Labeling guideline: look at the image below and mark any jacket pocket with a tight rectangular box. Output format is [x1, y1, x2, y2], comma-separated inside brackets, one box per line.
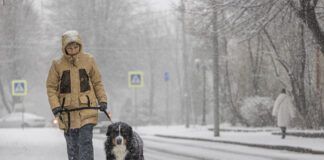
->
[79, 94, 98, 120]
[58, 96, 74, 128]
[79, 95, 90, 107]
[79, 69, 90, 92]
[60, 70, 71, 93]
[79, 93, 97, 107]
[59, 95, 71, 107]
[80, 109, 97, 120]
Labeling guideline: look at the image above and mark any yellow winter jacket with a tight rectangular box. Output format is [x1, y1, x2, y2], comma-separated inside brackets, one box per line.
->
[46, 30, 107, 130]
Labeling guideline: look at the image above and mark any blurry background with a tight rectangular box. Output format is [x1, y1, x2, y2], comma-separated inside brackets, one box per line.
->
[0, 0, 184, 126]
[0, 0, 324, 129]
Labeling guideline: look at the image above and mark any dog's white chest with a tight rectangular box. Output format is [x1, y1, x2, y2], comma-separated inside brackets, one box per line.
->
[112, 145, 128, 160]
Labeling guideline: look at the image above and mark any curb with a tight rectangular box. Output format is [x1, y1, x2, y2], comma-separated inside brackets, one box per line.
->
[272, 132, 324, 138]
[209, 128, 324, 138]
[217, 128, 277, 132]
[155, 134, 324, 155]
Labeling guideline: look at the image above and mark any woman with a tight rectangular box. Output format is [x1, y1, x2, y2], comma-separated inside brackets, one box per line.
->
[46, 30, 111, 160]
[272, 89, 295, 139]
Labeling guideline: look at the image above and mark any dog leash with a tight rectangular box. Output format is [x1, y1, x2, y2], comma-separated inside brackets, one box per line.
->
[58, 97, 112, 134]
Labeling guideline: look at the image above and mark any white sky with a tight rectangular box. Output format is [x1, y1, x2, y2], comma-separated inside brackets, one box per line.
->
[32, 0, 180, 12]
[147, 0, 179, 11]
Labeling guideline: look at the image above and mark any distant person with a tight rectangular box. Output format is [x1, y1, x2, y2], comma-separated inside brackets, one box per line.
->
[46, 30, 111, 160]
[272, 88, 295, 139]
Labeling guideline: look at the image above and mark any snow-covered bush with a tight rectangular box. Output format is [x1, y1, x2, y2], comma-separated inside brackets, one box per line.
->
[240, 96, 275, 127]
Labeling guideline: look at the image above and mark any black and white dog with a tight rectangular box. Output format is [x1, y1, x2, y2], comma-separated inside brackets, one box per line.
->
[104, 122, 144, 160]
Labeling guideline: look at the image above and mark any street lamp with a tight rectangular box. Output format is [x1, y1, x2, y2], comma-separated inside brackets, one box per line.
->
[194, 58, 212, 126]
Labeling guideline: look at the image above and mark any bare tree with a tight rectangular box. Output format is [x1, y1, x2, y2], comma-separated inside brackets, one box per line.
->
[0, 0, 41, 113]
[289, 0, 324, 54]
[180, 0, 323, 128]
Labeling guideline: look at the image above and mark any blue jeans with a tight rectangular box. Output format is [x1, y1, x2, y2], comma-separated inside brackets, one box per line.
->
[64, 124, 94, 160]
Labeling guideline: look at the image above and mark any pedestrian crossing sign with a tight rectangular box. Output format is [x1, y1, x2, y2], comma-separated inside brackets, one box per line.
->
[12, 80, 27, 96]
[128, 71, 144, 88]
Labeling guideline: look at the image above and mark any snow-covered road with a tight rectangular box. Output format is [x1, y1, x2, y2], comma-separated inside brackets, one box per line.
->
[94, 132, 324, 160]
[140, 135, 324, 160]
[0, 128, 323, 160]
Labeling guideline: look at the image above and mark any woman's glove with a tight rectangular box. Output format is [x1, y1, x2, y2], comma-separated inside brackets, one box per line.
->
[99, 102, 112, 119]
[99, 102, 107, 111]
[52, 107, 63, 117]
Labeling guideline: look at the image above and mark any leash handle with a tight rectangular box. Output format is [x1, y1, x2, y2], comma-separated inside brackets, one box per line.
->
[102, 109, 112, 122]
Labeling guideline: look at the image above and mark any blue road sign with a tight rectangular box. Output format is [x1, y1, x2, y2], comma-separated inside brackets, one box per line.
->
[12, 80, 27, 96]
[128, 71, 144, 88]
[164, 72, 170, 81]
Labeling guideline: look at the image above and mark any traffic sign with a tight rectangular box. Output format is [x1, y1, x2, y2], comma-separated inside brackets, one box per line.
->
[128, 71, 144, 88]
[12, 80, 27, 96]
[164, 72, 170, 81]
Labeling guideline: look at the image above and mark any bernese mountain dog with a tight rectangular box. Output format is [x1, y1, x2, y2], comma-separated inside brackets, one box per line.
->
[104, 122, 144, 160]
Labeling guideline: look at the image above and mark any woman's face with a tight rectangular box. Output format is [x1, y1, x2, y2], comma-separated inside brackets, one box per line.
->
[65, 42, 80, 55]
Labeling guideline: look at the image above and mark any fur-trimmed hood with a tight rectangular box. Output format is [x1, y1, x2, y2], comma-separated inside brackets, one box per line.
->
[61, 30, 84, 65]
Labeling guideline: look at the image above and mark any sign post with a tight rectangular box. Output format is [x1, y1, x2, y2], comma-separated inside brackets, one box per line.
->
[128, 71, 144, 126]
[11, 80, 27, 129]
[164, 72, 170, 126]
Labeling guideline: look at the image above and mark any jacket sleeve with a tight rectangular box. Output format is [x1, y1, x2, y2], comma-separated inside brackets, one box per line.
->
[46, 61, 60, 109]
[90, 56, 108, 103]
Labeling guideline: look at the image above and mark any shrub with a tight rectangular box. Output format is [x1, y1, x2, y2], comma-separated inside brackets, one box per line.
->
[240, 96, 275, 127]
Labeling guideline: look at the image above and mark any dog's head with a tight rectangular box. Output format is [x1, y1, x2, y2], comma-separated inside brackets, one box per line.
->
[106, 122, 133, 146]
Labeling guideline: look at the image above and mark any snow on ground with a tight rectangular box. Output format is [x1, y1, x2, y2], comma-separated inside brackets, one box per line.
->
[0, 128, 66, 160]
[0, 126, 324, 160]
[142, 134, 324, 160]
[136, 125, 324, 152]
[94, 125, 324, 160]
[0, 128, 106, 160]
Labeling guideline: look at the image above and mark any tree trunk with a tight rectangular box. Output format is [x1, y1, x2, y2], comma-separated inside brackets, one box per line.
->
[175, 21, 185, 124]
[181, 0, 191, 128]
[248, 38, 264, 96]
[149, 45, 155, 123]
[291, 0, 324, 54]
[224, 38, 250, 126]
[290, 22, 309, 127]
[212, 2, 220, 136]
[0, 80, 12, 113]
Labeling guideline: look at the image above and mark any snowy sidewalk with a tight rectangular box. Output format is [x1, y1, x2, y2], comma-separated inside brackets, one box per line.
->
[0, 128, 106, 160]
[136, 125, 324, 155]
